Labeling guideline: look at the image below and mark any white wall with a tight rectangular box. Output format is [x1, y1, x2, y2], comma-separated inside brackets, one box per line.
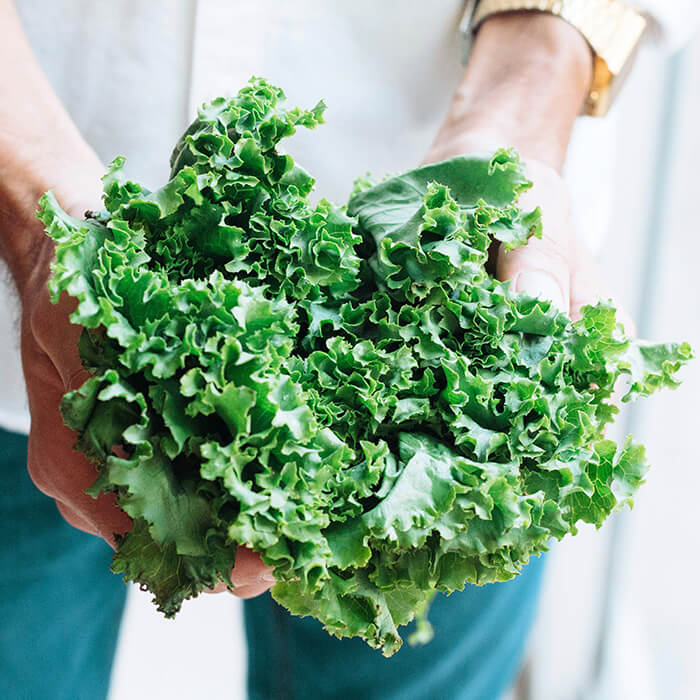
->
[527, 36, 700, 700]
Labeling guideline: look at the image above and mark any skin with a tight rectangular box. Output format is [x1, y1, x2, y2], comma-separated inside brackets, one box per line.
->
[0, 3, 619, 600]
[427, 12, 609, 319]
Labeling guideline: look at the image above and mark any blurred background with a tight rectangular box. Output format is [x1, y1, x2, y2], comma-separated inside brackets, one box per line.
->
[105, 27, 700, 700]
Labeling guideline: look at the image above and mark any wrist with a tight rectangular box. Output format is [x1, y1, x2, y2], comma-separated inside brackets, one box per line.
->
[0, 129, 103, 294]
[0, 0, 104, 293]
[428, 12, 593, 170]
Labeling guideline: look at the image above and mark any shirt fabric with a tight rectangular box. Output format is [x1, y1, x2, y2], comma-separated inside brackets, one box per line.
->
[0, 4, 697, 700]
[3, 0, 698, 435]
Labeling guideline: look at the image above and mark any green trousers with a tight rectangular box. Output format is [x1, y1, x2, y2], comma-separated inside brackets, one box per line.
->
[1, 427, 545, 699]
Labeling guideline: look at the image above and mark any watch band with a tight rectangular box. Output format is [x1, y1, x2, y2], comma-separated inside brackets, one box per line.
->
[462, 0, 647, 117]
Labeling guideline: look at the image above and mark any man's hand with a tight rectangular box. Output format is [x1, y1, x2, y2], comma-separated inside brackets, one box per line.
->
[25, 235, 132, 541]
[0, 0, 273, 598]
[499, 158, 612, 322]
[426, 11, 620, 323]
[19, 189, 274, 595]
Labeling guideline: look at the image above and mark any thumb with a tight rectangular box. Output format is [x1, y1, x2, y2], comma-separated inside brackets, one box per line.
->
[497, 160, 573, 313]
[497, 233, 570, 313]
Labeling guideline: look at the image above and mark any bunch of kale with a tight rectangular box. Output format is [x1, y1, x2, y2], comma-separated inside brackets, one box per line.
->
[40, 78, 690, 655]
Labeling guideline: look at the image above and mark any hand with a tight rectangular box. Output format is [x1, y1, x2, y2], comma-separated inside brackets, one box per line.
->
[16, 174, 132, 542]
[0, 0, 273, 597]
[6, 163, 274, 597]
[425, 12, 631, 328]
[498, 157, 617, 324]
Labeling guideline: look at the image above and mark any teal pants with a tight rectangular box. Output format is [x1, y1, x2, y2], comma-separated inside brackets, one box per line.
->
[1, 427, 545, 699]
[0, 428, 125, 700]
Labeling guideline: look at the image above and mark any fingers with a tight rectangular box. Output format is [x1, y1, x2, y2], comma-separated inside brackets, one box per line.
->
[205, 546, 275, 598]
[21, 277, 133, 547]
[54, 496, 131, 549]
[55, 499, 96, 533]
[498, 231, 570, 312]
[23, 295, 277, 576]
[25, 364, 132, 546]
[497, 158, 636, 339]
[497, 160, 574, 312]
[228, 546, 276, 598]
[31, 428, 132, 546]
[28, 289, 85, 389]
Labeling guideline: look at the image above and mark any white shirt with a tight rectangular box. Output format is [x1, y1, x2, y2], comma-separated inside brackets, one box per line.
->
[1, 0, 698, 434]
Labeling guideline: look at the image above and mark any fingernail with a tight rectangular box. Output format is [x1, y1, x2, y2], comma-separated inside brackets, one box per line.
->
[261, 572, 276, 583]
[515, 271, 566, 312]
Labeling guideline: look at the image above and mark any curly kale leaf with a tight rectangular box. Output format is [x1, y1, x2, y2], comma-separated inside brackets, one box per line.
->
[40, 77, 692, 655]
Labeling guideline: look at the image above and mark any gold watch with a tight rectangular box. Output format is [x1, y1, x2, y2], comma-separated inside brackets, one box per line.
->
[460, 0, 647, 117]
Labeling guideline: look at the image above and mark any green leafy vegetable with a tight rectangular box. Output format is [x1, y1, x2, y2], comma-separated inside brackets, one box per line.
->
[39, 77, 691, 656]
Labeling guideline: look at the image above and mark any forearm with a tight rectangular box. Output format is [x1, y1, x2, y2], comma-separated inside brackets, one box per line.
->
[428, 12, 593, 170]
[0, 0, 102, 289]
